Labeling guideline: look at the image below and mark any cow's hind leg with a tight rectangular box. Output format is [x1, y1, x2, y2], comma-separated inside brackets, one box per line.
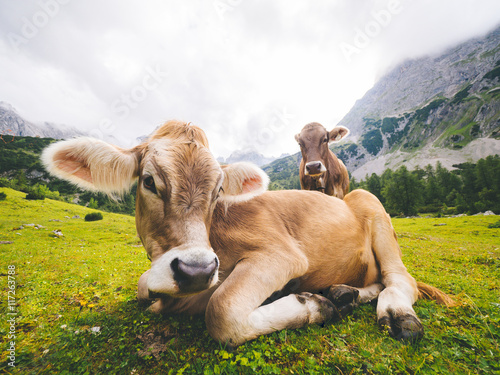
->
[205, 251, 338, 348]
[345, 190, 423, 342]
[326, 283, 384, 317]
[370, 215, 423, 341]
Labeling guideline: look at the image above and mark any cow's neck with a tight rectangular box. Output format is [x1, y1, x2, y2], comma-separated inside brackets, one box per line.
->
[312, 174, 326, 192]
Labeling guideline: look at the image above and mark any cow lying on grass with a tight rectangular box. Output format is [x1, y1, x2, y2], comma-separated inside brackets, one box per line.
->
[295, 122, 350, 198]
[42, 120, 453, 347]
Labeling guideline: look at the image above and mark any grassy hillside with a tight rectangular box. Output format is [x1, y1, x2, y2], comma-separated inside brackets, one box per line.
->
[0, 188, 499, 374]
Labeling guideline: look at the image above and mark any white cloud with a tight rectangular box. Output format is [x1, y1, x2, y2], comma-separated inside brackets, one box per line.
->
[0, 0, 499, 157]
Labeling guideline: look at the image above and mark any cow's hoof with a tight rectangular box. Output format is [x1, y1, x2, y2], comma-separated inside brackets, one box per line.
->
[325, 285, 359, 318]
[378, 312, 424, 343]
[137, 297, 154, 307]
[296, 292, 341, 324]
[147, 300, 164, 314]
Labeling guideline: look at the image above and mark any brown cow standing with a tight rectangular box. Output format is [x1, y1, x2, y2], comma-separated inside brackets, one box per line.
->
[42, 120, 453, 348]
[295, 122, 350, 198]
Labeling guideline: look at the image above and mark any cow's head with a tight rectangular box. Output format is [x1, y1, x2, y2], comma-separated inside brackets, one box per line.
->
[42, 121, 268, 297]
[295, 122, 349, 177]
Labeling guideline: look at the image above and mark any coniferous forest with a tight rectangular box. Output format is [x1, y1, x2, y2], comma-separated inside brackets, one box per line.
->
[350, 156, 500, 216]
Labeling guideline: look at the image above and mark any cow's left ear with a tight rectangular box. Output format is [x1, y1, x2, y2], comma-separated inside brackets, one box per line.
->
[329, 126, 350, 143]
[41, 137, 141, 195]
[219, 162, 269, 204]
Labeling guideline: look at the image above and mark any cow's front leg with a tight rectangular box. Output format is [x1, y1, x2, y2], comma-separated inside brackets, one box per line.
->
[205, 252, 336, 347]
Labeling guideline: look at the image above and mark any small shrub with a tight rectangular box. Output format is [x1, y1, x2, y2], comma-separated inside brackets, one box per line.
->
[488, 220, 500, 229]
[0, 192, 6, 201]
[0, 178, 10, 187]
[85, 212, 103, 222]
[25, 190, 45, 200]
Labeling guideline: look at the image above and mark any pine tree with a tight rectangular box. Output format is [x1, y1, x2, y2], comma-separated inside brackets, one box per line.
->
[382, 166, 423, 216]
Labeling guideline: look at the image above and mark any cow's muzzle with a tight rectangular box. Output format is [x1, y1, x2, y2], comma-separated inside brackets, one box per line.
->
[305, 161, 326, 176]
[171, 257, 218, 294]
[147, 247, 219, 297]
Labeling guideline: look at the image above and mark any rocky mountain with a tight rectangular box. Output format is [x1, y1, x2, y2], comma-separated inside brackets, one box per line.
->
[0, 102, 86, 139]
[218, 148, 284, 167]
[336, 26, 500, 179]
[265, 26, 500, 183]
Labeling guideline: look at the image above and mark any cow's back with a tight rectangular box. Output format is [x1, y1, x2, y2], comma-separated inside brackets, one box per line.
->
[210, 189, 377, 291]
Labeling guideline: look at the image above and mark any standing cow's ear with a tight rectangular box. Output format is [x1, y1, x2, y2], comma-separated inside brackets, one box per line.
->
[41, 137, 141, 195]
[219, 162, 269, 204]
[328, 126, 350, 143]
[294, 134, 301, 143]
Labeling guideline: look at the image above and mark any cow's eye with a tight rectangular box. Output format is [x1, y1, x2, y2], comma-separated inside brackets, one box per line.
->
[143, 176, 157, 194]
[217, 186, 224, 199]
[323, 138, 328, 143]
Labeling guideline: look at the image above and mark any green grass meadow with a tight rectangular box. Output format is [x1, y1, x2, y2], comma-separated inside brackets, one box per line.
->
[1, 187, 499, 374]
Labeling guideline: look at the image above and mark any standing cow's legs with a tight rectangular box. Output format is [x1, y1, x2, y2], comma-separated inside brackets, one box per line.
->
[205, 251, 337, 347]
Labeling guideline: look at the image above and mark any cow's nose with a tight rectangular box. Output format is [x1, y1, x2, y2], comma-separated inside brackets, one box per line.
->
[306, 162, 323, 175]
[171, 257, 218, 294]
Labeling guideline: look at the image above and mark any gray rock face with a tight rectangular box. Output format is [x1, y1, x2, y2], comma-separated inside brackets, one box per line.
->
[339, 27, 500, 137]
[0, 102, 85, 139]
[332, 26, 500, 178]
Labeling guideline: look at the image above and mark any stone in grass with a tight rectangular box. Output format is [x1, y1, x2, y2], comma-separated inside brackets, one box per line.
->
[50, 230, 64, 238]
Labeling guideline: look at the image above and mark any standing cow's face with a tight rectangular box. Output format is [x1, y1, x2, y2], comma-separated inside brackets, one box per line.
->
[295, 122, 349, 177]
[41, 121, 269, 298]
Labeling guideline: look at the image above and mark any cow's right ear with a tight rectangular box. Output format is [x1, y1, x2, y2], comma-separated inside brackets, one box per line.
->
[294, 133, 301, 143]
[219, 162, 269, 204]
[41, 137, 140, 195]
[329, 126, 349, 143]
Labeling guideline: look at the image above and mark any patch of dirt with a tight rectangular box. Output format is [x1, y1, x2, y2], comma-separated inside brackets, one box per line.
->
[137, 329, 176, 359]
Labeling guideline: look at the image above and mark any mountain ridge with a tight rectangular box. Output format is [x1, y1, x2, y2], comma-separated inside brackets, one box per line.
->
[264, 26, 500, 182]
[0, 102, 86, 140]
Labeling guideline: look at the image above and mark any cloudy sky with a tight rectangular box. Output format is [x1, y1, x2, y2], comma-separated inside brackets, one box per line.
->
[1, 0, 500, 158]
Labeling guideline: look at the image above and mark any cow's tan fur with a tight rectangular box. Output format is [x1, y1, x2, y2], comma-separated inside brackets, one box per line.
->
[42, 120, 453, 347]
[295, 122, 350, 198]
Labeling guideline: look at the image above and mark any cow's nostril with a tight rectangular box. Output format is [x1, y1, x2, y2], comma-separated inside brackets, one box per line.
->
[171, 257, 218, 293]
[171, 257, 180, 274]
